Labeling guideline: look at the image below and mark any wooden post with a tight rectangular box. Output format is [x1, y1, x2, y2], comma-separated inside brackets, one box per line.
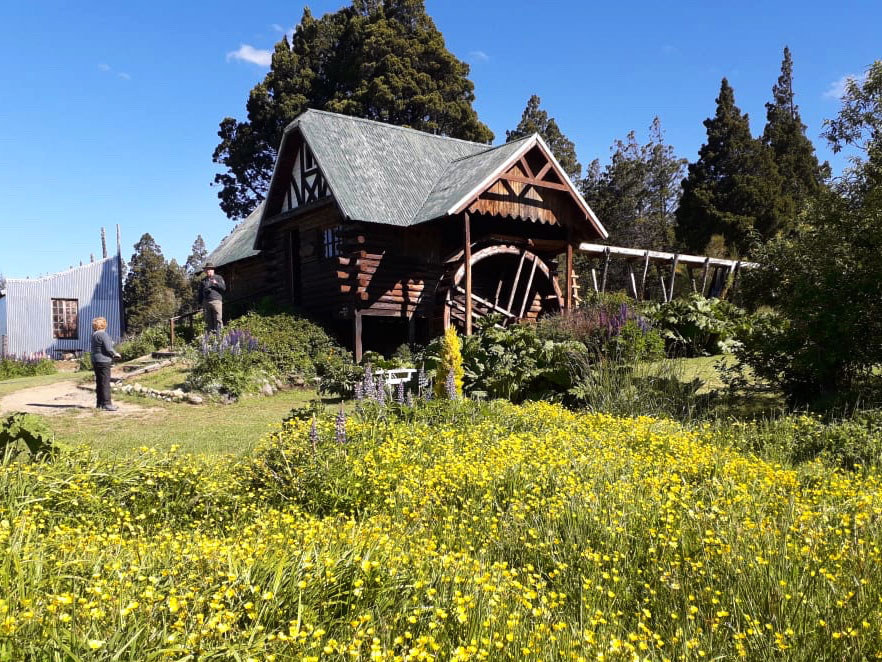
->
[687, 265, 696, 293]
[667, 254, 679, 302]
[464, 212, 473, 336]
[701, 258, 710, 296]
[659, 266, 668, 302]
[639, 251, 650, 301]
[354, 310, 363, 362]
[600, 246, 610, 293]
[565, 239, 574, 311]
[591, 268, 599, 292]
[101, 227, 107, 259]
[519, 256, 539, 318]
[628, 263, 638, 299]
[170, 318, 176, 349]
[730, 260, 742, 297]
[506, 249, 528, 313]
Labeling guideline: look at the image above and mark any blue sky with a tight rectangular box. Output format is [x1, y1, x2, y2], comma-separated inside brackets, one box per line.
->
[0, 0, 878, 278]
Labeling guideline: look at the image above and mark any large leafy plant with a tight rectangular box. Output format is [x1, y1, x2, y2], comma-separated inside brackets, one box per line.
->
[643, 294, 751, 356]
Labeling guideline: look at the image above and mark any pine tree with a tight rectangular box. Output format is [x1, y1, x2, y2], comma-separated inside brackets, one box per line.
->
[184, 236, 207, 276]
[762, 47, 825, 226]
[123, 234, 178, 333]
[506, 95, 581, 180]
[214, 0, 493, 219]
[676, 78, 788, 255]
[579, 118, 685, 250]
[165, 260, 193, 314]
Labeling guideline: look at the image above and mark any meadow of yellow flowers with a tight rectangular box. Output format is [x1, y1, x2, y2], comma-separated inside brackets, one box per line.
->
[1, 400, 881, 660]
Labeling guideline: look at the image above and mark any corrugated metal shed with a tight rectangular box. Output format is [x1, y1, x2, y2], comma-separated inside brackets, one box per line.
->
[206, 202, 263, 268]
[0, 257, 123, 357]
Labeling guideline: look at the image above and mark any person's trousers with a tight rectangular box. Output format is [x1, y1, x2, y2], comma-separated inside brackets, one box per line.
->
[93, 363, 112, 408]
[204, 300, 223, 333]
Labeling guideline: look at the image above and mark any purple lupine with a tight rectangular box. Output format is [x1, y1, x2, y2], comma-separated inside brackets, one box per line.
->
[362, 365, 376, 401]
[396, 381, 405, 404]
[335, 409, 346, 444]
[405, 391, 414, 407]
[417, 365, 428, 397]
[309, 417, 319, 452]
[445, 369, 457, 400]
[376, 380, 386, 406]
[354, 382, 364, 401]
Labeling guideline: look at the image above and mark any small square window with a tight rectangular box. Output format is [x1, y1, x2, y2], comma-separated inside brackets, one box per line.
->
[322, 226, 343, 258]
[52, 299, 78, 339]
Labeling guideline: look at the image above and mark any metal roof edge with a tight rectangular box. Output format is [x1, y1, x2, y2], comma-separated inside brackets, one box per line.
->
[5, 255, 119, 283]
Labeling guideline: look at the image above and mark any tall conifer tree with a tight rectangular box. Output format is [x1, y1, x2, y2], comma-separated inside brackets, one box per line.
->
[506, 95, 581, 180]
[676, 78, 787, 255]
[123, 234, 178, 333]
[214, 0, 493, 219]
[762, 47, 825, 225]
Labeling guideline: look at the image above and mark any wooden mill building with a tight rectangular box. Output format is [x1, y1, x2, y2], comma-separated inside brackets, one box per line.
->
[208, 109, 608, 358]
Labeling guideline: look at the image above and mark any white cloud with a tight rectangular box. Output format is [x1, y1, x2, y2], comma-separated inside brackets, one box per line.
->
[824, 73, 864, 99]
[226, 44, 272, 67]
[117, 72, 131, 80]
[468, 50, 489, 63]
[98, 63, 111, 71]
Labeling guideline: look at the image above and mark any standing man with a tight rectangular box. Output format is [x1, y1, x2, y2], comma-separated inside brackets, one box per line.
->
[198, 262, 226, 333]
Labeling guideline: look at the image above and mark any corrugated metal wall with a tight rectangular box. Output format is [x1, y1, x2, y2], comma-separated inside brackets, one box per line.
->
[2, 257, 122, 357]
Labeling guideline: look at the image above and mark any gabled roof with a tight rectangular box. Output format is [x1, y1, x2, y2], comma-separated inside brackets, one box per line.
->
[263, 109, 606, 238]
[207, 203, 263, 268]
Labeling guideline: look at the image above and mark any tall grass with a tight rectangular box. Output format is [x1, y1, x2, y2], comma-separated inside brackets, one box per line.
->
[2, 401, 881, 659]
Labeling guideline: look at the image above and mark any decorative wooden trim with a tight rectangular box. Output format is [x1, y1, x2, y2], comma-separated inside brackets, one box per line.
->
[464, 212, 472, 336]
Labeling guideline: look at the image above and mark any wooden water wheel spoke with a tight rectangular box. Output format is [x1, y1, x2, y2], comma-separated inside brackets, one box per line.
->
[442, 244, 563, 331]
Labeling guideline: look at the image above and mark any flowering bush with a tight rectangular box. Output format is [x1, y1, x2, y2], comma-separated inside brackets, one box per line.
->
[185, 329, 269, 398]
[2, 403, 882, 659]
[0, 354, 56, 380]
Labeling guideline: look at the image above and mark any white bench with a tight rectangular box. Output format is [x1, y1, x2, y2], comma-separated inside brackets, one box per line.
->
[375, 368, 417, 387]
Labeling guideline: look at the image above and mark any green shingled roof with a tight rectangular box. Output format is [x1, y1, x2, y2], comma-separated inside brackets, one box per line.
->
[291, 109, 494, 226]
[207, 203, 262, 268]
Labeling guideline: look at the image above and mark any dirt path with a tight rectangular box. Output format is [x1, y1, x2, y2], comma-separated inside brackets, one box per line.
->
[0, 378, 150, 417]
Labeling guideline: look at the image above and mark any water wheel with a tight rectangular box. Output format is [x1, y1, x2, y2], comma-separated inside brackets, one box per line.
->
[442, 244, 563, 331]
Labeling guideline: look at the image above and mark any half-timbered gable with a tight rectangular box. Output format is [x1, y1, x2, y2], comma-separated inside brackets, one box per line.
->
[208, 109, 607, 358]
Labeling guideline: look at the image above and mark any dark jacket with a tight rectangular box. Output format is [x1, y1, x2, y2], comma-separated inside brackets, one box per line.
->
[91, 330, 117, 365]
[198, 274, 226, 304]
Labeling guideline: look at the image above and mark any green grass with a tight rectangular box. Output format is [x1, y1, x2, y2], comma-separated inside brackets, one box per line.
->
[131, 364, 191, 391]
[0, 371, 83, 398]
[48, 387, 330, 457]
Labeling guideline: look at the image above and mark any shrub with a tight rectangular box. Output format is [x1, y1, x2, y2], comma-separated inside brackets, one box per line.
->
[226, 312, 356, 391]
[0, 354, 56, 380]
[642, 294, 751, 357]
[0, 412, 57, 458]
[185, 330, 271, 398]
[115, 324, 171, 361]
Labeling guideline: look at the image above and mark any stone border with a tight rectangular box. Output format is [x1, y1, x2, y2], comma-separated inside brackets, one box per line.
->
[113, 382, 203, 405]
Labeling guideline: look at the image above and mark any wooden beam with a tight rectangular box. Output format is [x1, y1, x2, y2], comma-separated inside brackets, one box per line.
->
[667, 254, 679, 302]
[519, 256, 539, 318]
[354, 310, 363, 363]
[534, 162, 553, 180]
[565, 239, 574, 311]
[600, 247, 611, 293]
[454, 286, 516, 319]
[499, 173, 569, 192]
[701, 257, 710, 296]
[579, 242, 759, 269]
[464, 212, 473, 336]
[640, 250, 650, 301]
[506, 249, 528, 313]
[518, 156, 534, 178]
